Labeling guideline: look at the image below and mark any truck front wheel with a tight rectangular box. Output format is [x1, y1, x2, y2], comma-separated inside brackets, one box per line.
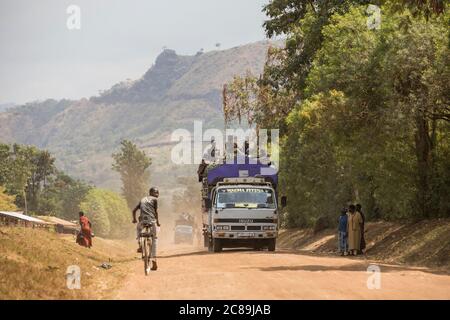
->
[204, 234, 210, 248]
[207, 237, 213, 252]
[267, 238, 276, 252]
[213, 238, 222, 252]
[253, 241, 263, 251]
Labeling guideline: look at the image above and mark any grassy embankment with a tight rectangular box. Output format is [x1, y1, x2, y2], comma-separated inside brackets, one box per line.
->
[279, 219, 450, 271]
[0, 226, 135, 299]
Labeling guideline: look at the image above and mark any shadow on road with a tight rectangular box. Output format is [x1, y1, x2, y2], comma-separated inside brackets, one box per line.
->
[244, 262, 449, 276]
[157, 247, 449, 276]
[272, 248, 450, 276]
[158, 247, 262, 258]
[158, 249, 209, 259]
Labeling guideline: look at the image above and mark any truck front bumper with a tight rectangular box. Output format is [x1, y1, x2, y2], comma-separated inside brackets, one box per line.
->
[212, 231, 277, 239]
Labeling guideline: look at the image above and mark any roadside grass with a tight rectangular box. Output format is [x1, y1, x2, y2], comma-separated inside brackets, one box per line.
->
[279, 219, 450, 271]
[0, 226, 135, 299]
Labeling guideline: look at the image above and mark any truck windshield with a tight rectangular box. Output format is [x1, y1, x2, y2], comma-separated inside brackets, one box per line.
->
[216, 187, 275, 209]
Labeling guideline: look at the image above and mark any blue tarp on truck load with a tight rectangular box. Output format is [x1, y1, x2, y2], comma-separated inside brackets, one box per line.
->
[206, 157, 278, 189]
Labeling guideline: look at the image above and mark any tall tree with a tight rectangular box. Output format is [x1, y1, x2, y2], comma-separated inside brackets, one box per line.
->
[224, 2, 449, 226]
[282, 5, 449, 223]
[112, 140, 152, 210]
[26, 148, 56, 212]
[39, 171, 91, 218]
[9, 144, 34, 214]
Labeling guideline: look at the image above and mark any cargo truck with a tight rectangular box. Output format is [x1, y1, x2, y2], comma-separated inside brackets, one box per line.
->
[201, 158, 286, 252]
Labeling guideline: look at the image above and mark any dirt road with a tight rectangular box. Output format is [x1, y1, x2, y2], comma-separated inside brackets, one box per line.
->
[116, 246, 450, 299]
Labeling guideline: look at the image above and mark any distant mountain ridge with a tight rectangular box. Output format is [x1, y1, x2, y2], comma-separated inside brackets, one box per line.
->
[91, 49, 196, 104]
[0, 41, 275, 189]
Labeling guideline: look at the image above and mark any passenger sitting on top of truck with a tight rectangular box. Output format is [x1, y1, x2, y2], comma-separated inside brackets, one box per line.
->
[231, 142, 246, 163]
[201, 137, 217, 164]
[197, 159, 208, 182]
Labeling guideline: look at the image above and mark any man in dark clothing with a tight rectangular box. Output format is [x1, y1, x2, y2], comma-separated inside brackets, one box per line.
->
[356, 203, 366, 253]
[337, 207, 348, 256]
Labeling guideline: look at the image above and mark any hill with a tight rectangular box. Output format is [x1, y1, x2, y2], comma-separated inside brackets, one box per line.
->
[0, 41, 275, 190]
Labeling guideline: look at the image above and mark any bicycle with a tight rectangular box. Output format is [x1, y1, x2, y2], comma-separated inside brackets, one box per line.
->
[139, 221, 154, 276]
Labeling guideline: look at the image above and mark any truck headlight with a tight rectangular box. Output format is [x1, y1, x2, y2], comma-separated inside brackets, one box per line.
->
[263, 225, 276, 231]
[216, 225, 230, 231]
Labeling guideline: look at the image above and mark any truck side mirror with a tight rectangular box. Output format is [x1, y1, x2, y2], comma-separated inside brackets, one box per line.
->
[205, 198, 212, 209]
[280, 196, 287, 208]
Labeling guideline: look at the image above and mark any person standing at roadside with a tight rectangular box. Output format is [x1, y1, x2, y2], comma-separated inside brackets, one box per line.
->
[347, 204, 362, 255]
[77, 211, 92, 248]
[338, 207, 348, 256]
[356, 203, 366, 254]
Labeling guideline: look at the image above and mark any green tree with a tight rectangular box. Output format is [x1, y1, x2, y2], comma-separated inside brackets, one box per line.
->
[80, 188, 131, 238]
[112, 140, 152, 210]
[391, 0, 445, 18]
[26, 149, 56, 213]
[0, 142, 90, 218]
[0, 144, 11, 186]
[39, 171, 91, 219]
[282, 5, 449, 224]
[8, 144, 35, 214]
[224, 2, 449, 226]
[224, 1, 373, 138]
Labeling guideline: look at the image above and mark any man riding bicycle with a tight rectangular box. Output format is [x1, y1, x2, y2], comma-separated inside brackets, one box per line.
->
[132, 187, 161, 271]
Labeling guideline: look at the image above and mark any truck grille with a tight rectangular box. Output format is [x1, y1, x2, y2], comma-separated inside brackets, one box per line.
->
[247, 226, 261, 231]
[230, 226, 245, 231]
[214, 218, 277, 223]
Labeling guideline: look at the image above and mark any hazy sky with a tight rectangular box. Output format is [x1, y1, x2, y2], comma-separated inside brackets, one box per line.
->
[0, 0, 268, 105]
